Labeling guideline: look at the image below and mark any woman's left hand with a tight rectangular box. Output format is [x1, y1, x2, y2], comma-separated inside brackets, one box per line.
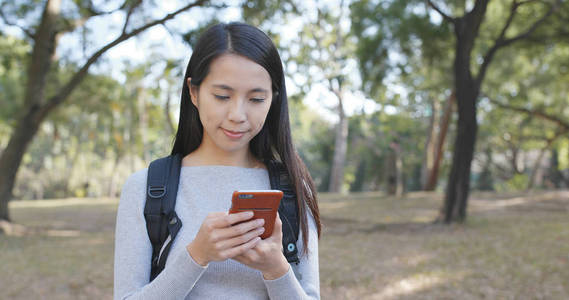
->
[233, 212, 290, 280]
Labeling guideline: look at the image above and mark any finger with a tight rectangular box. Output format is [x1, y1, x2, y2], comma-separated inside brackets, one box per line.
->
[220, 236, 261, 259]
[268, 214, 283, 240]
[274, 213, 282, 233]
[215, 218, 264, 240]
[275, 212, 282, 229]
[217, 226, 265, 249]
[208, 212, 227, 219]
[203, 212, 228, 228]
[226, 210, 256, 225]
[212, 211, 254, 228]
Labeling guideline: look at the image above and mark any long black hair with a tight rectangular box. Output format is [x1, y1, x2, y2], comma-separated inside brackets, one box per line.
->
[171, 22, 321, 250]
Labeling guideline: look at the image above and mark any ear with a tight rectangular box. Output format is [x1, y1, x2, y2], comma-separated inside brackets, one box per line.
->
[187, 77, 199, 107]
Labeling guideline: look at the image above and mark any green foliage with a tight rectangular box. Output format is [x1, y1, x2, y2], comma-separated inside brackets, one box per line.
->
[350, 0, 454, 101]
[559, 140, 569, 170]
[344, 108, 427, 192]
[351, 0, 569, 192]
[3, 0, 569, 201]
[495, 174, 530, 192]
[476, 32, 569, 186]
[3, 32, 178, 199]
[289, 99, 335, 191]
[241, 0, 297, 28]
[0, 34, 29, 128]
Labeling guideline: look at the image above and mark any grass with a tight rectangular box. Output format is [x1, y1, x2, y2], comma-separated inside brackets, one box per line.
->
[1, 191, 568, 299]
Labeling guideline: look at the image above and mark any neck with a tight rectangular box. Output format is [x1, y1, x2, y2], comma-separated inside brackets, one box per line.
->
[182, 141, 260, 168]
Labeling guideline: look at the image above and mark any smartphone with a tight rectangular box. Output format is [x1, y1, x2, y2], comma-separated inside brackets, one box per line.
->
[229, 190, 283, 239]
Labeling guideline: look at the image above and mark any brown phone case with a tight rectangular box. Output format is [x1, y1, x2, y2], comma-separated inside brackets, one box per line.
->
[229, 190, 283, 239]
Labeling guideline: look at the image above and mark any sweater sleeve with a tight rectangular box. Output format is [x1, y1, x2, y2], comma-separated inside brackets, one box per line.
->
[263, 212, 320, 300]
[113, 170, 208, 300]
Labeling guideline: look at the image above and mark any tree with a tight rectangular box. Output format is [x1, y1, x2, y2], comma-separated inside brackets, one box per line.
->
[352, 0, 568, 222]
[351, 0, 457, 193]
[428, 0, 568, 222]
[475, 26, 569, 190]
[0, 0, 212, 223]
[288, 0, 357, 192]
[422, 91, 455, 191]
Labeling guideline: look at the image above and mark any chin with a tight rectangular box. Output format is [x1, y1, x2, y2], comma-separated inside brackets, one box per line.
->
[217, 142, 250, 153]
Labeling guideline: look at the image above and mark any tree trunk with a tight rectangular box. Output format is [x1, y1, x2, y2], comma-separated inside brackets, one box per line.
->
[0, 0, 60, 221]
[137, 87, 150, 163]
[0, 112, 44, 220]
[328, 92, 348, 193]
[442, 92, 477, 222]
[527, 131, 567, 190]
[440, 7, 488, 222]
[165, 85, 176, 135]
[476, 147, 494, 190]
[508, 141, 523, 174]
[64, 139, 82, 197]
[108, 153, 122, 198]
[429, 0, 560, 222]
[549, 149, 569, 188]
[386, 148, 397, 195]
[424, 90, 455, 191]
[395, 145, 404, 197]
[421, 98, 438, 189]
[386, 140, 403, 196]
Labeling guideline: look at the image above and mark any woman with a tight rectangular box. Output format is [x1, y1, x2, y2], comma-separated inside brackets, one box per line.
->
[114, 22, 321, 299]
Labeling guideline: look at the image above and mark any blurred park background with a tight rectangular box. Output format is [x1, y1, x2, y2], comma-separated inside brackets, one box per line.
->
[0, 0, 568, 299]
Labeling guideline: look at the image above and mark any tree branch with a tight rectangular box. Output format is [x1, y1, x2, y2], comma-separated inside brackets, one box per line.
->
[500, 0, 560, 46]
[121, 0, 143, 35]
[86, 0, 129, 16]
[58, 1, 126, 34]
[426, 0, 455, 22]
[476, 0, 560, 86]
[488, 98, 569, 130]
[0, 7, 35, 38]
[496, 0, 521, 43]
[42, 0, 208, 117]
[426, 0, 455, 24]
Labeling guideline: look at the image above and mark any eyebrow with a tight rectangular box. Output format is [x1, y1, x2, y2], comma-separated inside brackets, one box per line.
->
[212, 84, 268, 94]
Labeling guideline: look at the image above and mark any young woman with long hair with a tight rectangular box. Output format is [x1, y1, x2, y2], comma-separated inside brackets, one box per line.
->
[114, 22, 321, 299]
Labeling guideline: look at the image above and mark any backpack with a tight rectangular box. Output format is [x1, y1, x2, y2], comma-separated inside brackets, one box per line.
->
[144, 154, 300, 282]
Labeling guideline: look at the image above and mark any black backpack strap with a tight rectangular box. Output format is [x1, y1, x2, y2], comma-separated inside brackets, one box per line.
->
[144, 154, 183, 282]
[266, 160, 300, 264]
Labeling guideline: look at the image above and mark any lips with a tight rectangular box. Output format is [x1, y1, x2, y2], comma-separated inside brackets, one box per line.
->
[222, 128, 247, 139]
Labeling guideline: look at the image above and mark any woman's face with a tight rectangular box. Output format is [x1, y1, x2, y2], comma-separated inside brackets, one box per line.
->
[188, 53, 273, 155]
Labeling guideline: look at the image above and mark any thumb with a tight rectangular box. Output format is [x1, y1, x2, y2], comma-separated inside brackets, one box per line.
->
[271, 212, 283, 240]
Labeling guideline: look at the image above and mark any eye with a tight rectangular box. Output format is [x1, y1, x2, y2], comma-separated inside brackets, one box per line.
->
[250, 98, 265, 103]
[214, 95, 230, 100]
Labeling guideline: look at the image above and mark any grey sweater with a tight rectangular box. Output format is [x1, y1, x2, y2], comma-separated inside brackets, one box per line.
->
[114, 166, 320, 299]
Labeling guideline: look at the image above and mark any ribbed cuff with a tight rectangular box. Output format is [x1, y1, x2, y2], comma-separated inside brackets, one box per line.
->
[179, 248, 208, 273]
[263, 266, 305, 300]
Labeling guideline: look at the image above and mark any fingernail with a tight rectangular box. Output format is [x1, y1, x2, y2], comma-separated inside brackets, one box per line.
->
[257, 219, 265, 226]
[258, 227, 265, 233]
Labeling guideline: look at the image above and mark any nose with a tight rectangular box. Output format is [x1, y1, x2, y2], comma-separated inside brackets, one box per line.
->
[228, 98, 247, 123]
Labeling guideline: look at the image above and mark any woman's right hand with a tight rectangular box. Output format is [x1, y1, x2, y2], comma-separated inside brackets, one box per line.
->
[186, 211, 265, 266]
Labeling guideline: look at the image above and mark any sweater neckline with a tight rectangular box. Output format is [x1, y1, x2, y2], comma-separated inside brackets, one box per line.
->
[180, 165, 268, 171]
